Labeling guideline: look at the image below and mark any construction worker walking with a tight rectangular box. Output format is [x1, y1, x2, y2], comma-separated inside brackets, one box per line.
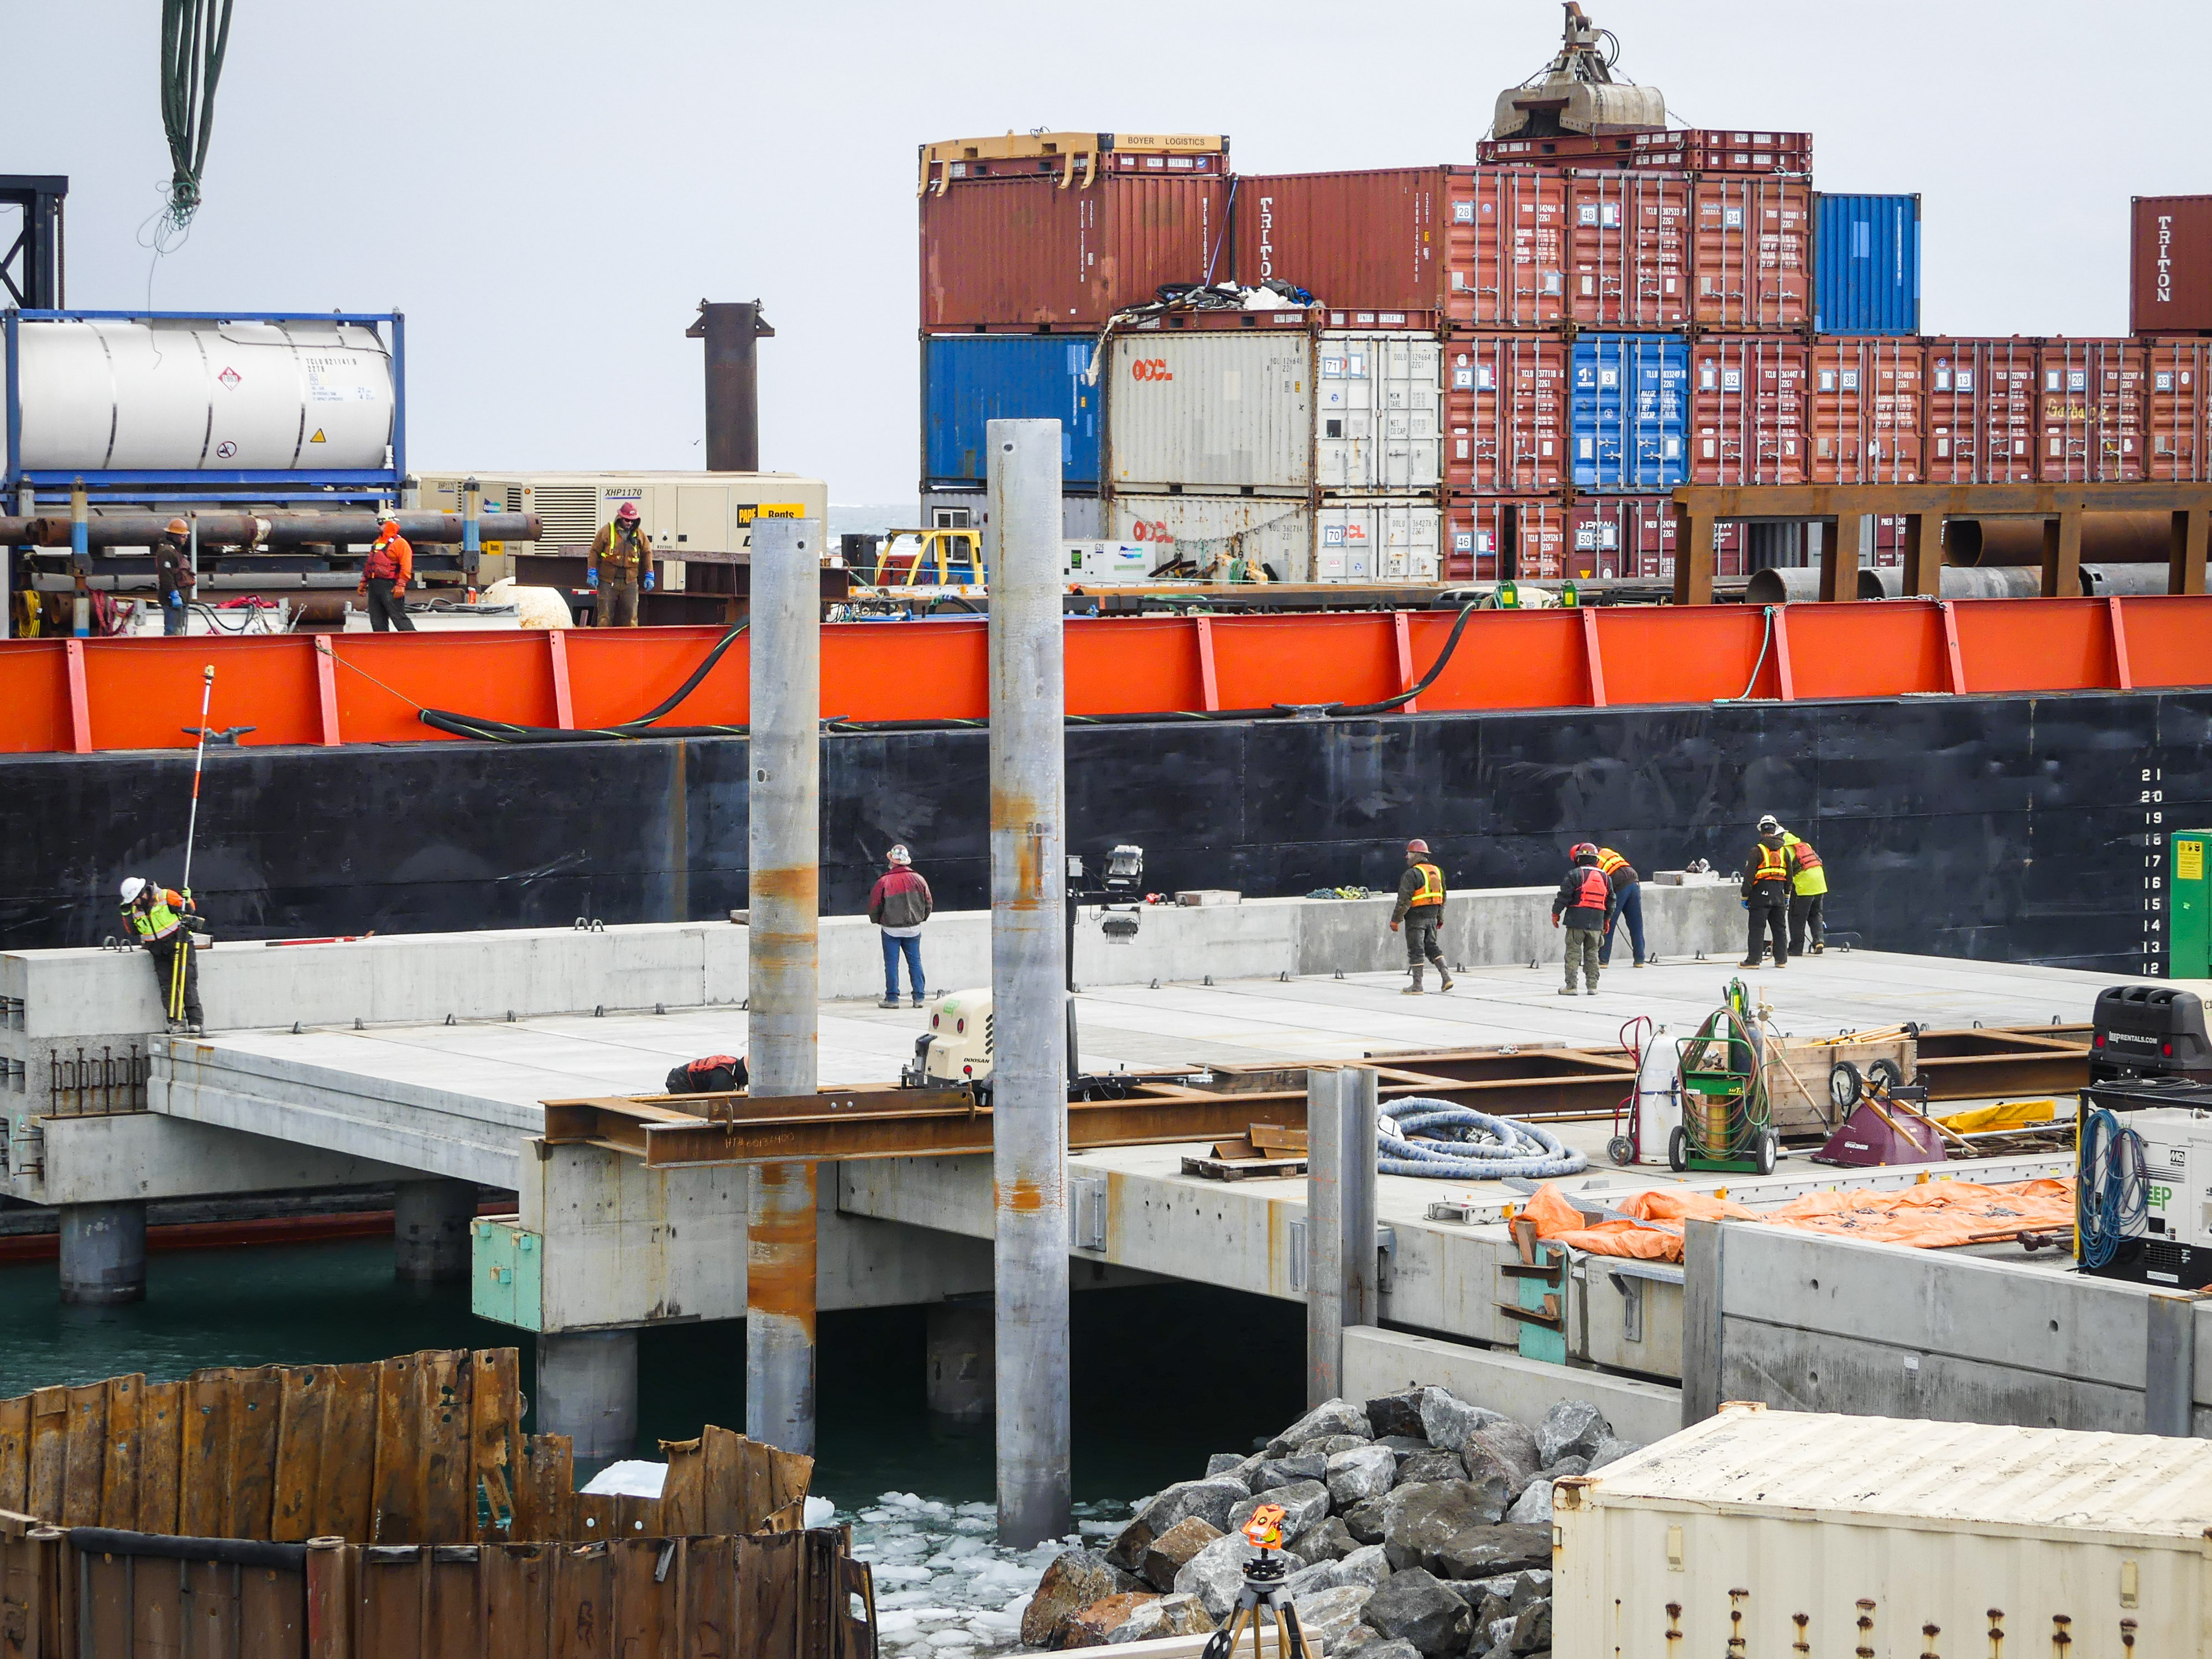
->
[868, 843, 933, 1008]
[1593, 844, 1646, 969]
[1552, 843, 1618, 995]
[119, 876, 203, 1033]
[589, 501, 655, 627]
[356, 518, 416, 632]
[1390, 839, 1454, 994]
[1741, 813, 1792, 968]
[1782, 824, 1828, 956]
[154, 518, 196, 635]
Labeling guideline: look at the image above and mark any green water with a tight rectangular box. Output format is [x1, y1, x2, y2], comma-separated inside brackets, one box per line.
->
[0, 1239, 1305, 1510]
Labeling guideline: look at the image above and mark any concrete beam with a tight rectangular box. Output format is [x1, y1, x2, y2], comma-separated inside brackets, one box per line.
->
[10, 1110, 423, 1208]
[1340, 1325, 1683, 1449]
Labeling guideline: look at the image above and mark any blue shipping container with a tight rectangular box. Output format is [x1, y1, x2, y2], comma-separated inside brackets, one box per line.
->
[1813, 193, 1921, 335]
[1570, 335, 1688, 492]
[923, 336, 1100, 487]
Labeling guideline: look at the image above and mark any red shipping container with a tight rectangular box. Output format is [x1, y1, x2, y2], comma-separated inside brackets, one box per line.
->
[1566, 174, 1689, 327]
[2037, 339, 2146, 483]
[1810, 338, 1926, 484]
[1692, 338, 1808, 484]
[1443, 494, 1567, 581]
[920, 173, 1227, 329]
[1690, 177, 1810, 330]
[2131, 195, 2212, 335]
[2143, 336, 2210, 482]
[1569, 497, 1745, 580]
[1235, 168, 1568, 328]
[1924, 338, 2039, 484]
[1445, 335, 1568, 493]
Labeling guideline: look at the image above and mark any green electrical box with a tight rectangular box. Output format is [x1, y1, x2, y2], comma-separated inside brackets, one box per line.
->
[2174, 830, 2212, 979]
[470, 1218, 543, 1331]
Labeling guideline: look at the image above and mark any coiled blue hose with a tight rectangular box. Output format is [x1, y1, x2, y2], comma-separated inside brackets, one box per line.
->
[1378, 1098, 1590, 1179]
[2078, 1107, 2148, 1270]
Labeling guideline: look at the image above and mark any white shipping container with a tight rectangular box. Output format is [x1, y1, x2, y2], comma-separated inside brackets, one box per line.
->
[1107, 331, 1440, 494]
[1109, 494, 1438, 585]
[1557, 1402, 2212, 1658]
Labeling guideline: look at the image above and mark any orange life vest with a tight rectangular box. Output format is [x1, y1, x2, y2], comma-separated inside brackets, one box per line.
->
[1596, 848, 1629, 877]
[1572, 867, 1610, 910]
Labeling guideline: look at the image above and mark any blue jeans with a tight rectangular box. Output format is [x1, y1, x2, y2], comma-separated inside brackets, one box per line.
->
[1599, 880, 1645, 965]
[881, 932, 925, 1000]
[162, 593, 187, 635]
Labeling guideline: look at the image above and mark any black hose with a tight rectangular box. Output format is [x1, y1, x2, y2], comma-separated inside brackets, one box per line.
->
[928, 594, 983, 615]
[1295, 599, 1481, 717]
[416, 622, 750, 743]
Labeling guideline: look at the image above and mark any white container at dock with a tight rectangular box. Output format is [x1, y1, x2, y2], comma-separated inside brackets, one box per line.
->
[1108, 493, 1437, 583]
[1107, 330, 1441, 494]
[1555, 1402, 2212, 1658]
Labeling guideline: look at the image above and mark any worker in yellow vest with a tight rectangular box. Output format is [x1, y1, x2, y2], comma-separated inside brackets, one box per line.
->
[119, 875, 203, 1032]
[1740, 815, 1792, 968]
[1389, 839, 1455, 995]
[1782, 827, 1828, 956]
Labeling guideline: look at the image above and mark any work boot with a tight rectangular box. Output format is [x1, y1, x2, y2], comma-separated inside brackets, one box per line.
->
[165, 1018, 187, 1034]
[1811, 943, 1825, 956]
[1403, 969, 1425, 995]
[1558, 984, 1579, 996]
[1737, 959, 1761, 968]
[878, 996, 900, 1009]
[1437, 968, 1455, 991]
[1583, 988, 1597, 996]
[911, 993, 926, 1007]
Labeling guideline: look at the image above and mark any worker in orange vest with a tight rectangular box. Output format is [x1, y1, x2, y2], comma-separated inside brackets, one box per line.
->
[1389, 839, 1455, 994]
[1740, 814, 1792, 968]
[357, 519, 416, 632]
[1593, 844, 1647, 969]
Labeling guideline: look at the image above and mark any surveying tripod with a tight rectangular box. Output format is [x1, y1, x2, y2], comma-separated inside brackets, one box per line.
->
[1199, 1505, 1312, 1659]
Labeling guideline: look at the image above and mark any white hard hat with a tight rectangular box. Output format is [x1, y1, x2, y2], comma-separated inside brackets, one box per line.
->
[888, 844, 912, 865]
[119, 877, 147, 903]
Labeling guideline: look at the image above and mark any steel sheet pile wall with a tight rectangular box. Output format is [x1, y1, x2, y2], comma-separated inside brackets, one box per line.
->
[0, 1349, 809, 1545]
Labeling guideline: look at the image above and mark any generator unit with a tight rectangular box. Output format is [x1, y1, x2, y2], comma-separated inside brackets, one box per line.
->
[2078, 1102, 2212, 1288]
[901, 989, 994, 1088]
[2089, 984, 2212, 1083]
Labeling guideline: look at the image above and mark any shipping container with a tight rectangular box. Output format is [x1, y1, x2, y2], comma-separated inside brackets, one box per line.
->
[1924, 337, 2041, 483]
[1692, 337, 1808, 484]
[1234, 168, 1568, 328]
[1567, 174, 1690, 328]
[1478, 129, 1812, 175]
[1809, 336, 1925, 483]
[1567, 495, 1746, 581]
[1690, 176, 1811, 330]
[2131, 194, 2212, 336]
[1105, 330, 1439, 494]
[1571, 333, 1690, 491]
[1812, 193, 1921, 335]
[1443, 494, 1567, 581]
[920, 173, 1227, 330]
[1106, 493, 1437, 583]
[1556, 1402, 2212, 1659]
[922, 336, 1100, 488]
[2038, 338, 2146, 482]
[921, 489, 1108, 541]
[1445, 335, 1567, 493]
[2144, 336, 2210, 481]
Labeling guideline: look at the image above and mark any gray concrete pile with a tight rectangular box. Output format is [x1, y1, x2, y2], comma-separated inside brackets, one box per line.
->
[1019, 1387, 1640, 1656]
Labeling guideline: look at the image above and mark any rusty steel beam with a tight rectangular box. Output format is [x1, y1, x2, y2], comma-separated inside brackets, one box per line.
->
[1676, 483, 2212, 519]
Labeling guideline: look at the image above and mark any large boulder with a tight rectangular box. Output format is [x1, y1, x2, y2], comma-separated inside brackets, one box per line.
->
[1288, 1515, 1357, 1565]
[1340, 1497, 1390, 1546]
[1140, 1517, 1224, 1593]
[1022, 1550, 1119, 1646]
[1109, 1594, 1214, 1644]
[1380, 1481, 1510, 1574]
[1232, 1479, 1330, 1542]
[1510, 1599, 1552, 1654]
[1458, 1444, 1522, 1510]
[1376, 1435, 1432, 1460]
[1173, 1532, 1260, 1619]
[1267, 1399, 1375, 1456]
[1537, 1400, 1610, 1468]
[1206, 1452, 1262, 1490]
[1110, 1478, 1249, 1568]
[1290, 1584, 1375, 1650]
[1361, 1568, 1472, 1658]
[1467, 1421, 1542, 1495]
[1253, 1451, 1329, 1492]
[1353, 1640, 1422, 1659]
[1365, 1390, 1429, 1438]
[1416, 1389, 1505, 1454]
[1057, 1594, 1159, 1648]
[1302, 1433, 1374, 1459]
[1396, 1452, 1464, 1486]
[1504, 1479, 1554, 1526]
[1327, 1444, 1399, 1510]
[1285, 1557, 1342, 1600]
[1430, 1524, 1552, 1581]
[1587, 1434, 1640, 1472]
[1335, 1543, 1391, 1592]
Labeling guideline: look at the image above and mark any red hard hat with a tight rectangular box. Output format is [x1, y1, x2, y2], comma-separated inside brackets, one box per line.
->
[616, 501, 641, 521]
[1571, 842, 1598, 860]
[1406, 839, 1430, 855]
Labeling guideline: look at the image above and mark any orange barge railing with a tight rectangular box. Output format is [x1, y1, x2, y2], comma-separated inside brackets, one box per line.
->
[3, 595, 2210, 755]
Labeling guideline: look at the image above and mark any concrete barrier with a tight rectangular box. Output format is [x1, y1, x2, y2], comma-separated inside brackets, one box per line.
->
[1341, 1324, 1684, 1449]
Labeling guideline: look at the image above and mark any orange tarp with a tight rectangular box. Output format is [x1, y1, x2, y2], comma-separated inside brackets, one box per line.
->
[1517, 1177, 2075, 1264]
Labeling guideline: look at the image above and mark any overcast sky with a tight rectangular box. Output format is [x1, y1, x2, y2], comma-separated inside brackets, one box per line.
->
[7, 2, 2203, 505]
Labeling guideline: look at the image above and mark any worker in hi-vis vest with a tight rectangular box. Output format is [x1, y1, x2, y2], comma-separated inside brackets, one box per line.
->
[1389, 839, 1455, 995]
[588, 501, 655, 627]
[1782, 826, 1828, 957]
[119, 875, 203, 1032]
[1741, 815, 1793, 968]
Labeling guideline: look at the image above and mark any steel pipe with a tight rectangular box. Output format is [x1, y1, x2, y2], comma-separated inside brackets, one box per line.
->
[745, 513, 822, 1457]
[988, 418, 1072, 1548]
[1945, 512, 2174, 566]
[0, 510, 542, 548]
